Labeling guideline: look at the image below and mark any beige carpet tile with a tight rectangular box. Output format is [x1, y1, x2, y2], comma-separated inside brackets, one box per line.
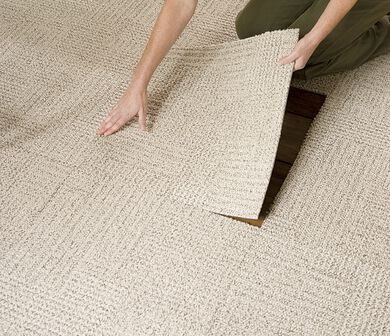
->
[1, 0, 389, 334]
[207, 56, 390, 335]
[291, 72, 345, 96]
[264, 56, 390, 266]
[208, 230, 390, 335]
[1, 4, 299, 218]
[0, 171, 257, 335]
[74, 30, 297, 218]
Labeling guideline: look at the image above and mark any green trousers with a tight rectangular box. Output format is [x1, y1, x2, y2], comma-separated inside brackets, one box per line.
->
[235, 0, 390, 79]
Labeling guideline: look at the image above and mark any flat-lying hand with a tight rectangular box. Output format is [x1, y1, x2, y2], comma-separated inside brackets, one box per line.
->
[96, 88, 147, 136]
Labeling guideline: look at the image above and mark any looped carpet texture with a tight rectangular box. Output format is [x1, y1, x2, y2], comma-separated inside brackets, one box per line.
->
[0, 2, 298, 218]
[1, 0, 389, 335]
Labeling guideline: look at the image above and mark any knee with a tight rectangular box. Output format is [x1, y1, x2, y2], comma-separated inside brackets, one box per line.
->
[235, 0, 266, 39]
[235, 0, 290, 39]
[235, 9, 251, 39]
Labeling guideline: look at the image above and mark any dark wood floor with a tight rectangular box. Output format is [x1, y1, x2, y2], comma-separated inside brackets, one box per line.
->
[233, 87, 326, 227]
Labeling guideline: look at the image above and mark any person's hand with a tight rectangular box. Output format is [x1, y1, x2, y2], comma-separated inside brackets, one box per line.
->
[96, 88, 147, 136]
[279, 33, 321, 71]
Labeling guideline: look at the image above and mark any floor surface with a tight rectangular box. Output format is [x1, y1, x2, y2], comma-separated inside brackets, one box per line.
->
[236, 87, 326, 226]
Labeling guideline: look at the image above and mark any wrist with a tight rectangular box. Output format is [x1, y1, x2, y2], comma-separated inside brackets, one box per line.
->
[304, 29, 323, 48]
[127, 66, 151, 92]
[127, 78, 148, 94]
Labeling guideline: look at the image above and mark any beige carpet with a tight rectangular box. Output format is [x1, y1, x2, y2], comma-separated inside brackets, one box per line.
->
[0, 0, 297, 219]
[0, 166, 259, 335]
[73, 30, 297, 219]
[209, 54, 390, 335]
[1, 0, 390, 335]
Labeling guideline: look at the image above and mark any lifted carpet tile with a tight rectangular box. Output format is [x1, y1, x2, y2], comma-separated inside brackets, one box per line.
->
[79, 30, 298, 218]
[1, 20, 297, 219]
[1, 0, 297, 218]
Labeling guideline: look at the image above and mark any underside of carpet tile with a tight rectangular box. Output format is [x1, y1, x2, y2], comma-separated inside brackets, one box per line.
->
[0, 0, 298, 218]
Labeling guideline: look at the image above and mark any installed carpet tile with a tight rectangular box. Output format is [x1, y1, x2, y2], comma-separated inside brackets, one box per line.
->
[208, 229, 390, 335]
[1, 43, 389, 336]
[2, 0, 389, 335]
[265, 54, 390, 247]
[0, 0, 298, 218]
[0, 167, 258, 335]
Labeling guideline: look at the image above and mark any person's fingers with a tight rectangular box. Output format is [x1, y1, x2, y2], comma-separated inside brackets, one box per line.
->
[96, 97, 147, 136]
[97, 119, 109, 135]
[294, 57, 306, 71]
[103, 118, 125, 136]
[97, 117, 112, 135]
[279, 51, 298, 65]
[107, 106, 118, 118]
[99, 114, 121, 135]
[97, 107, 121, 134]
[97, 103, 120, 129]
[138, 108, 147, 131]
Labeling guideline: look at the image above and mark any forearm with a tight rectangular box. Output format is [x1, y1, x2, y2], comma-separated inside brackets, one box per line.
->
[129, 0, 197, 92]
[307, 0, 358, 45]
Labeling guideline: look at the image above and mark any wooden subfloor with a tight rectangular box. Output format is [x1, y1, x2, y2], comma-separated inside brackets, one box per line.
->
[233, 87, 326, 227]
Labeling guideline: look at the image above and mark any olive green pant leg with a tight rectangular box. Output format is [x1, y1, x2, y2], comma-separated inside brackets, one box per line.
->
[296, 16, 390, 79]
[288, 0, 390, 79]
[235, 0, 390, 79]
[235, 0, 314, 39]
